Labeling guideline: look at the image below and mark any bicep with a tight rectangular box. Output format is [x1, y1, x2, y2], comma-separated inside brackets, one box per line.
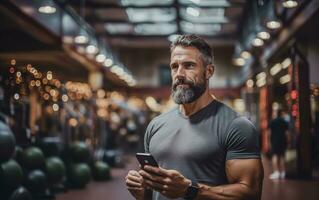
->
[226, 159, 264, 193]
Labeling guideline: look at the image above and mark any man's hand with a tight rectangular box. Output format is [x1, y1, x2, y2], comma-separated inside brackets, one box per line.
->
[125, 170, 145, 200]
[139, 165, 191, 199]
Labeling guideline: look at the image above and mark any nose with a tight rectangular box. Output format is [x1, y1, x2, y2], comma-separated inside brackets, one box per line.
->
[175, 65, 186, 79]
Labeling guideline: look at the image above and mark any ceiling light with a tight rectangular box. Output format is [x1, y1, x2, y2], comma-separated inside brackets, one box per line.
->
[256, 72, 266, 80]
[38, 6, 56, 14]
[257, 31, 271, 40]
[111, 65, 122, 74]
[270, 63, 282, 76]
[233, 58, 245, 66]
[282, 0, 298, 8]
[86, 45, 98, 54]
[186, 7, 200, 17]
[76, 46, 86, 54]
[246, 79, 254, 88]
[63, 36, 74, 44]
[282, 58, 292, 69]
[240, 51, 252, 59]
[74, 35, 88, 44]
[256, 78, 266, 87]
[252, 38, 264, 47]
[104, 58, 113, 67]
[96, 54, 106, 63]
[279, 74, 291, 84]
[266, 21, 281, 29]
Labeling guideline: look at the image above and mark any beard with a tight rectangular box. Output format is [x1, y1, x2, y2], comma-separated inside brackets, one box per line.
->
[171, 74, 207, 105]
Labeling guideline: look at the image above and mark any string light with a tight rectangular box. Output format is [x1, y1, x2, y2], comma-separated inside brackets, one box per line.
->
[52, 103, 59, 111]
[35, 80, 41, 87]
[11, 59, 16, 65]
[14, 93, 20, 100]
[62, 94, 69, 102]
[43, 93, 50, 100]
[47, 71, 53, 80]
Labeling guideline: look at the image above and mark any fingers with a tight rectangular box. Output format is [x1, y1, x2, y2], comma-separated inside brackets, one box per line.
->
[125, 174, 143, 183]
[144, 179, 168, 192]
[144, 165, 172, 177]
[127, 186, 144, 191]
[125, 170, 144, 187]
[139, 169, 167, 184]
[127, 170, 142, 178]
[126, 178, 142, 187]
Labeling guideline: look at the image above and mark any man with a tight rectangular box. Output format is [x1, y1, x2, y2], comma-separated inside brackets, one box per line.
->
[268, 109, 289, 179]
[125, 34, 263, 200]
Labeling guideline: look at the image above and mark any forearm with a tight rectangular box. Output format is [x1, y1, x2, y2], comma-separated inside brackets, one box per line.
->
[196, 183, 261, 200]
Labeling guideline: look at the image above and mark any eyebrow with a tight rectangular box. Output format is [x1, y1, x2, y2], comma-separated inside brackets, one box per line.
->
[170, 60, 196, 65]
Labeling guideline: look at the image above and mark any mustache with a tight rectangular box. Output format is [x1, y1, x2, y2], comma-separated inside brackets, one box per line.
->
[172, 79, 194, 90]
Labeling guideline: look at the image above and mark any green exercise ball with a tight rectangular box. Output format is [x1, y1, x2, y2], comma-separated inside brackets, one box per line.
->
[21, 147, 45, 170]
[40, 138, 60, 157]
[9, 186, 32, 200]
[0, 121, 16, 163]
[0, 159, 24, 192]
[69, 142, 90, 163]
[68, 163, 91, 188]
[25, 170, 47, 193]
[45, 157, 65, 184]
[92, 161, 111, 181]
[13, 146, 24, 164]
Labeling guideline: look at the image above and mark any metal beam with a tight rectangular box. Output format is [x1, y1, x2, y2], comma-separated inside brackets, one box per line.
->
[97, 32, 236, 39]
[67, 1, 245, 9]
[89, 18, 236, 25]
[0, 1, 60, 45]
[262, 0, 319, 63]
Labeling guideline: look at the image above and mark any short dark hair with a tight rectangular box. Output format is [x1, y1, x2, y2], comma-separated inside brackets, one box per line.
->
[170, 34, 213, 66]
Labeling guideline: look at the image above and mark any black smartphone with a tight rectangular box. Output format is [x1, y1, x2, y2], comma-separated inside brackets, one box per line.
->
[136, 153, 159, 167]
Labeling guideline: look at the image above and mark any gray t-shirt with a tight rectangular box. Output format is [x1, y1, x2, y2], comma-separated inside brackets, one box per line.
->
[144, 100, 260, 200]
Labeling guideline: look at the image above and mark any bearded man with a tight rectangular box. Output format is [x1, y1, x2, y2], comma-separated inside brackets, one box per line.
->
[125, 34, 264, 200]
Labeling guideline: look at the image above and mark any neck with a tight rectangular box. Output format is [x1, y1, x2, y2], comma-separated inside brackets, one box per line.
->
[179, 89, 214, 117]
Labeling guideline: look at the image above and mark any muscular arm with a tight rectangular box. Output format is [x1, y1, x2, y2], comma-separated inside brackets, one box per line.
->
[196, 159, 264, 200]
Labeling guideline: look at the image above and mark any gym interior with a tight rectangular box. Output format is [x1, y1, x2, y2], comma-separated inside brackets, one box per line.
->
[1, 0, 319, 200]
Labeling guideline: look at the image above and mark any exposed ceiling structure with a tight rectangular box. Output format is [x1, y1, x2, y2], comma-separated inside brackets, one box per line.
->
[68, 0, 247, 48]
[1, 0, 315, 91]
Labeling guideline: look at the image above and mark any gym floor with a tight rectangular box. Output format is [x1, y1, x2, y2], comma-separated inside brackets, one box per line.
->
[56, 156, 319, 200]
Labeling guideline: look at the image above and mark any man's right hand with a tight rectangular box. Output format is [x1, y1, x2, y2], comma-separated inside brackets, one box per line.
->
[125, 170, 145, 200]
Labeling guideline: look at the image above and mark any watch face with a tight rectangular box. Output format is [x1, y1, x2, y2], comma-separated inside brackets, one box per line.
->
[184, 183, 199, 200]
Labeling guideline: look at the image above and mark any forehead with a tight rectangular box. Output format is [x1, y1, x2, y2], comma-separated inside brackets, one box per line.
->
[170, 46, 202, 62]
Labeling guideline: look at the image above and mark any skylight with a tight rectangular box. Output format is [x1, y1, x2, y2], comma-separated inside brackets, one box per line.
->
[121, 0, 173, 6]
[135, 23, 177, 35]
[181, 21, 221, 35]
[126, 8, 176, 22]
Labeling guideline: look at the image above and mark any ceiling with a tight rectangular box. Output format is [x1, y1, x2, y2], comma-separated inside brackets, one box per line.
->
[0, 0, 251, 89]
[68, 0, 248, 48]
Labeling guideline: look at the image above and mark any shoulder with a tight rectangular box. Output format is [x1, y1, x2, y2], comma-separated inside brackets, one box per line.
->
[145, 107, 178, 134]
[213, 100, 240, 126]
[149, 107, 178, 125]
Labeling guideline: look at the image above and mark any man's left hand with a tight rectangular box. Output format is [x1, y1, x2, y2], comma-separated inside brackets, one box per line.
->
[139, 165, 191, 199]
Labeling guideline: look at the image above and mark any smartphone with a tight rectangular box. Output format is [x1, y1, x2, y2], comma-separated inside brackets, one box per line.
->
[136, 153, 159, 167]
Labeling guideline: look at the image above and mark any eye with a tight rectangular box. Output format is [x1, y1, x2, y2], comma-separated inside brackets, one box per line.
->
[184, 62, 195, 69]
[170, 64, 178, 70]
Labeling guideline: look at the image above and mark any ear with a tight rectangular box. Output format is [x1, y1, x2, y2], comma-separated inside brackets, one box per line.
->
[205, 64, 214, 80]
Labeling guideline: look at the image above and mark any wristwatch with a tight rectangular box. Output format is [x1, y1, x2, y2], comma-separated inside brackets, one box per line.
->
[184, 180, 199, 200]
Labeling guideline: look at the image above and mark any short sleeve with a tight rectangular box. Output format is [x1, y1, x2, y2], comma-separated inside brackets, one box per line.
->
[225, 117, 261, 160]
[144, 120, 155, 153]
